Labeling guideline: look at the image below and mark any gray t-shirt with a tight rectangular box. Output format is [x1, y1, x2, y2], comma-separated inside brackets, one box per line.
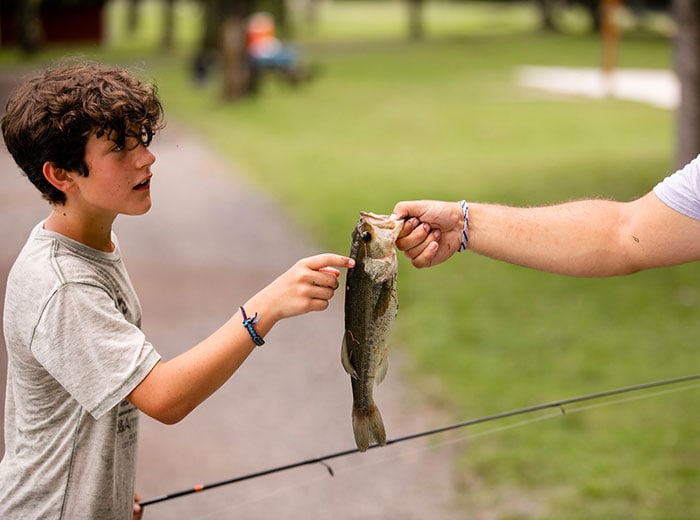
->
[0, 222, 160, 519]
[654, 154, 700, 220]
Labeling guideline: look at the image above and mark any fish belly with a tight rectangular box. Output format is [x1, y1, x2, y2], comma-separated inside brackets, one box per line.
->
[343, 273, 396, 452]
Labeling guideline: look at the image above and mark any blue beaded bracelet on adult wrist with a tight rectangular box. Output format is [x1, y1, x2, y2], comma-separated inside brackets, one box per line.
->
[239, 306, 265, 346]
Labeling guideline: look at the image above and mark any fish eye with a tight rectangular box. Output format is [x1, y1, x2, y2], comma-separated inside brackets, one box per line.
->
[361, 231, 372, 243]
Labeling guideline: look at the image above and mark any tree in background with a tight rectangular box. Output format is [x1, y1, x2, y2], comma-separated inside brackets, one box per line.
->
[126, 0, 140, 34]
[407, 0, 425, 41]
[123, 0, 174, 51]
[15, 0, 42, 53]
[220, 0, 255, 100]
[673, 0, 700, 167]
[193, 0, 255, 100]
[162, 0, 176, 50]
[194, 0, 292, 100]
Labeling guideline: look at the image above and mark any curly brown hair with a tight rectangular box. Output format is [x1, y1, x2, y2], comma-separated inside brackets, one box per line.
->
[2, 61, 165, 205]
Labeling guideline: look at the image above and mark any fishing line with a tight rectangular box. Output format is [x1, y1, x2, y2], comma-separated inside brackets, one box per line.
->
[140, 373, 700, 509]
[188, 381, 700, 520]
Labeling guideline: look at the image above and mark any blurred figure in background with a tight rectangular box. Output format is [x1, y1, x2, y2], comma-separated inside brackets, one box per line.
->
[246, 12, 314, 88]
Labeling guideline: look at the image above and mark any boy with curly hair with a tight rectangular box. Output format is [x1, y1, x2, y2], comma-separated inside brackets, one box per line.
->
[0, 61, 353, 519]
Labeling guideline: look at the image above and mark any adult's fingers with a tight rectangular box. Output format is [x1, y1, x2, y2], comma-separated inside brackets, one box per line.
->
[409, 240, 440, 268]
[396, 222, 433, 251]
[396, 217, 420, 239]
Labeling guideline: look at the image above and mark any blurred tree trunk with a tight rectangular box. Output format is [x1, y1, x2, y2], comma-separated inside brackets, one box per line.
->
[194, 0, 259, 100]
[163, 0, 176, 50]
[673, 0, 700, 167]
[16, 0, 42, 53]
[406, 0, 424, 41]
[302, 0, 321, 34]
[127, 0, 141, 34]
[579, 0, 601, 32]
[192, 0, 223, 86]
[535, 0, 557, 31]
[221, 0, 255, 100]
[199, 0, 221, 53]
[601, 0, 620, 75]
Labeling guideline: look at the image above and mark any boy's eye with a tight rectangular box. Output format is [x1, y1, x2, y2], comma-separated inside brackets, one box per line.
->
[111, 143, 125, 152]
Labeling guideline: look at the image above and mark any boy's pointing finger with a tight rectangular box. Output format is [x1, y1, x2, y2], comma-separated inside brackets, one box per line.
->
[306, 253, 355, 271]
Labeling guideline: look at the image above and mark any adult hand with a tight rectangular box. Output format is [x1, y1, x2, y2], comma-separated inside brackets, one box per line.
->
[392, 200, 464, 268]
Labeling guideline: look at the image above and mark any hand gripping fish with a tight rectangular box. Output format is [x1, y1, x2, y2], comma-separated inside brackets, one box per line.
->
[342, 212, 404, 452]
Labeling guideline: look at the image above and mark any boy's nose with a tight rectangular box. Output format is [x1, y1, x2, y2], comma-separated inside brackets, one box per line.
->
[136, 144, 156, 168]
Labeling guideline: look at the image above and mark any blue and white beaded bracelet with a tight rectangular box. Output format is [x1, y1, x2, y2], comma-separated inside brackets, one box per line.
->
[458, 199, 469, 252]
[239, 306, 265, 346]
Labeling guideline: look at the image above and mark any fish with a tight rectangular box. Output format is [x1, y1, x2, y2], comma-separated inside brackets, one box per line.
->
[342, 212, 404, 452]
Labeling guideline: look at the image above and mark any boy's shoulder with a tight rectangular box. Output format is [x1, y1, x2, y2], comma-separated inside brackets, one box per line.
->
[10, 223, 123, 290]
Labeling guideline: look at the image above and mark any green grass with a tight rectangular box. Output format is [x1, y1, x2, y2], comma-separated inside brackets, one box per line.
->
[3, 1, 698, 517]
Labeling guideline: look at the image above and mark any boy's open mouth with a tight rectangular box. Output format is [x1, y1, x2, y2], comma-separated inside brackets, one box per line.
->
[134, 177, 151, 190]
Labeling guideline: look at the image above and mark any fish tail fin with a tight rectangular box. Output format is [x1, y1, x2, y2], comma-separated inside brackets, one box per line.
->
[352, 403, 386, 452]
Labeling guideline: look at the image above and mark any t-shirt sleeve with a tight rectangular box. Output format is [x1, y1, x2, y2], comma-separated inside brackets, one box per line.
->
[653, 154, 700, 221]
[31, 282, 160, 420]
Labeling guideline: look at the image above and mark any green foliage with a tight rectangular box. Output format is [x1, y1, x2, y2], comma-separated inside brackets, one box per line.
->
[4, 1, 697, 517]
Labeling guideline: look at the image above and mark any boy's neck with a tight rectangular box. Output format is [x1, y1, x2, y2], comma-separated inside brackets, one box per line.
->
[44, 208, 115, 253]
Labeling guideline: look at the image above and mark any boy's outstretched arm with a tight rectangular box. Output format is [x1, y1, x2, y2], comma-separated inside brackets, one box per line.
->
[128, 253, 354, 424]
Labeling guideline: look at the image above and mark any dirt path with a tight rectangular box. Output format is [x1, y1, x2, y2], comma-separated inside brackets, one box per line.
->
[0, 86, 462, 517]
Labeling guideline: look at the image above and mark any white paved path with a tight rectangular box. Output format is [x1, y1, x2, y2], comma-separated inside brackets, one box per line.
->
[517, 66, 678, 109]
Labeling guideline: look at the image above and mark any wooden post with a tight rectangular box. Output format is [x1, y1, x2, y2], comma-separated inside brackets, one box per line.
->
[222, 15, 249, 101]
[601, 0, 621, 95]
[673, 0, 700, 167]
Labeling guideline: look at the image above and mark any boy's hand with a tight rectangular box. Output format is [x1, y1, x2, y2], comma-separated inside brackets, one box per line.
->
[133, 493, 143, 520]
[254, 254, 355, 321]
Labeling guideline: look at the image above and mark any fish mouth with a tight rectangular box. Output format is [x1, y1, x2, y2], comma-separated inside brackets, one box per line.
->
[360, 212, 404, 229]
[359, 212, 404, 244]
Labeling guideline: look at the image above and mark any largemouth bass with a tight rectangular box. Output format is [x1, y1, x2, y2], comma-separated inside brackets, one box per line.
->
[342, 212, 404, 452]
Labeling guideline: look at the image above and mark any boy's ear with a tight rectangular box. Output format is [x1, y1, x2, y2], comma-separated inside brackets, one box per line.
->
[43, 162, 78, 195]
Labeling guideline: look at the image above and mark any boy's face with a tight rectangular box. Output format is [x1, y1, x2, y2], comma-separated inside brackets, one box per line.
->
[71, 130, 156, 218]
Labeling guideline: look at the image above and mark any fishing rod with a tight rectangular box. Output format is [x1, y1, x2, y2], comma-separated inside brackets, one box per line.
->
[139, 372, 700, 508]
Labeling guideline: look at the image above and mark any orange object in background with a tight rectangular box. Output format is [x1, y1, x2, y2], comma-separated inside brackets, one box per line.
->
[246, 12, 279, 58]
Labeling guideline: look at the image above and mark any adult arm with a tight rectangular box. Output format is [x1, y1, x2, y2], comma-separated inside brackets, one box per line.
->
[393, 192, 700, 276]
[128, 253, 354, 424]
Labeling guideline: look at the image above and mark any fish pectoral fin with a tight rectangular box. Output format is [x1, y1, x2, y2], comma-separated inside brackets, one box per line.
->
[375, 350, 389, 386]
[341, 334, 359, 379]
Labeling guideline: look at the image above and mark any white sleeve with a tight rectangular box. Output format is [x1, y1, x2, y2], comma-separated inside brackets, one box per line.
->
[653, 154, 700, 221]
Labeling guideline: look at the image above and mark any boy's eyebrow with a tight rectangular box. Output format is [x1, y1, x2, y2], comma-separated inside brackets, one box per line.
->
[96, 130, 121, 147]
